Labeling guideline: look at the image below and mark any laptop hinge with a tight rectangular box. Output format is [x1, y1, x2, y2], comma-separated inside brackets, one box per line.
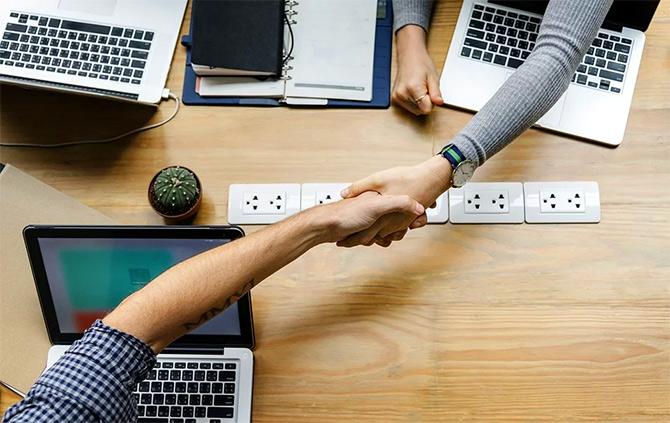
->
[601, 21, 624, 33]
[161, 348, 225, 355]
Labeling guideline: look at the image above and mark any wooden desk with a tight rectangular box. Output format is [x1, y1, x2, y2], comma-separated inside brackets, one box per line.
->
[1, 1, 668, 420]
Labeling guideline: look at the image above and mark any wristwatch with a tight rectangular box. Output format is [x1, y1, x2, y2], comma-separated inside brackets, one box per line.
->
[438, 144, 476, 188]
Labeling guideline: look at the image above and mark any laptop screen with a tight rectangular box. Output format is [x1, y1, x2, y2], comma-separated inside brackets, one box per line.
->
[490, 1, 660, 32]
[24, 226, 254, 348]
[37, 237, 241, 336]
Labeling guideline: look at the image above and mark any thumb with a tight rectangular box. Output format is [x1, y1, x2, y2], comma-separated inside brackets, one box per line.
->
[427, 74, 443, 106]
[341, 175, 377, 199]
[371, 195, 424, 217]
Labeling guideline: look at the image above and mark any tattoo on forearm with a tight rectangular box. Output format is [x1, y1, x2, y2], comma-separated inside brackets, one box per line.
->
[182, 279, 256, 330]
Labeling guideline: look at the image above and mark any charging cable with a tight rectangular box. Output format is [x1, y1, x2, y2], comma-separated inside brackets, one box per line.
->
[0, 90, 180, 148]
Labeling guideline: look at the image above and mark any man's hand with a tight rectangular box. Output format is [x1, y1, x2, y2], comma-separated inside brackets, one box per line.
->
[338, 155, 453, 246]
[393, 25, 444, 116]
[309, 191, 425, 247]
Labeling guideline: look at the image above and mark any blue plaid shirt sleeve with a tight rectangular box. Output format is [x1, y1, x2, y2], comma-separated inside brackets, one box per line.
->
[3, 320, 156, 423]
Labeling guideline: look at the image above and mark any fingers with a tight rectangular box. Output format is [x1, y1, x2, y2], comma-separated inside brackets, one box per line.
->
[341, 175, 379, 199]
[409, 213, 428, 230]
[370, 194, 424, 218]
[427, 73, 444, 106]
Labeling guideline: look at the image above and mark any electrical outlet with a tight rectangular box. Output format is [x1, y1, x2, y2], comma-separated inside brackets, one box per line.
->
[228, 184, 301, 224]
[449, 182, 524, 223]
[301, 183, 350, 210]
[524, 181, 600, 223]
[426, 192, 449, 224]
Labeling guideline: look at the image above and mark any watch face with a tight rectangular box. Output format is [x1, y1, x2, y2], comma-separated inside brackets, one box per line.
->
[453, 161, 476, 187]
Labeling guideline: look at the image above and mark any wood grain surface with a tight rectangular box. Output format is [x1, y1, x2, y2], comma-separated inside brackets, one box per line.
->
[1, 0, 669, 420]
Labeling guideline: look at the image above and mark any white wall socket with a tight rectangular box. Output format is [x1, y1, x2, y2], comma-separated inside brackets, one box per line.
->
[426, 192, 449, 224]
[228, 184, 302, 224]
[524, 181, 600, 223]
[301, 183, 350, 210]
[449, 182, 524, 223]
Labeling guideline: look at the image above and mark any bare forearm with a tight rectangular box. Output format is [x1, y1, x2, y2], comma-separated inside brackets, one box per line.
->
[104, 211, 325, 352]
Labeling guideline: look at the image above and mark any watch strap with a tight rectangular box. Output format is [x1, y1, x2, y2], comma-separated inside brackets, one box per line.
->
[439, 144, 466, 170]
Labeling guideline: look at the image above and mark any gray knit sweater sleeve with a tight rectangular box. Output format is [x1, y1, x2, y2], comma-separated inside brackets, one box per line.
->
[450, 0, 613, 167]
[393, 0, 433, 32]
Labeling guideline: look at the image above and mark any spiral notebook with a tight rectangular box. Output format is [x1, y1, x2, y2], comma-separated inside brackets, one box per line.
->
[195, 0, 378, 103]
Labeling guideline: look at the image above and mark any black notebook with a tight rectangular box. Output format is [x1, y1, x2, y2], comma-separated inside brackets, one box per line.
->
[191, 0, 285, 76]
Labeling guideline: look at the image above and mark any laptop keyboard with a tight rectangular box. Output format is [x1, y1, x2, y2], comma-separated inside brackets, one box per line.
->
[133, 359, 239, 422]
[1, 11, 153, 85]
[460, 3, 632, 94]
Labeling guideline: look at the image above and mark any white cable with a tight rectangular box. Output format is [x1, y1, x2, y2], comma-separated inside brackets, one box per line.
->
[0, 92, 180, 148]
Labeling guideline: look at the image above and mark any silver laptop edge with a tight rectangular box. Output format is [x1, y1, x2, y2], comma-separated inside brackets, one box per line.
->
[0, 0, 187, 104]
[440, 0, 647, 146]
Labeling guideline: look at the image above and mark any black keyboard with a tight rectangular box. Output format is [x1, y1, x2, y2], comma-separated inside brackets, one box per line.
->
[1, 11, 153, 85]
[133, 359, 239, 422]
[460, 3, 632, 94]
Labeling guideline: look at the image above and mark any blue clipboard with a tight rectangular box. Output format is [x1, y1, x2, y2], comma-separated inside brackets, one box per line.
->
[180, 0, 393, 108]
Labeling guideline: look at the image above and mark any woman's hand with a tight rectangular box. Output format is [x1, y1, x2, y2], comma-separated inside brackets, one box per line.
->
[393, 25, 444, 115]
[337, 155, 453, 247]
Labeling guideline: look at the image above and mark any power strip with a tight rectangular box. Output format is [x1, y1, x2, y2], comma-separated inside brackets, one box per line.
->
[227, 182, 600, 225]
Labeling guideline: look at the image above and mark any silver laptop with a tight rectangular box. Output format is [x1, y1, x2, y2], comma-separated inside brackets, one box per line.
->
[0, 0, 187, 104]
[440, 0, 660, 146]
[23, 225, 254, 422]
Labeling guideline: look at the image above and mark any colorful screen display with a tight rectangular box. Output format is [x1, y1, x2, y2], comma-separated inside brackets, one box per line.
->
[37, 237, 241, 335]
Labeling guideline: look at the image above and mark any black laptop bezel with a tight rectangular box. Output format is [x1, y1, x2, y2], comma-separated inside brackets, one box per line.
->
[23, 225, 255, 350]
[490, 1, 660, 32]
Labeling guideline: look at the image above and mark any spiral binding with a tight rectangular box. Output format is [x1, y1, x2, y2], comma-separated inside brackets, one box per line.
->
[280, 0, 299, 81]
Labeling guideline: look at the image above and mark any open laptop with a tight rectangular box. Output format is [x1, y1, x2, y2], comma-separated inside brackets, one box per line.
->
[0, 0, 187, 104]
[23, 225, 254, 422]
[440, 0, 660, 146]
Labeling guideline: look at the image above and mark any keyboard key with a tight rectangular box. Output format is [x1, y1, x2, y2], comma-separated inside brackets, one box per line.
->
[218, 371, 235, 382]
[464, 37, 487, 50]
[132, 79, 141, 84]
[6, 23, 28, 33]
[111, 27, 123, 36]
[595, 58, 606, 68]
[3, 32, 20, 41]
[151, 382, 162, 392]
[493, 15, 503, 24]
[134, 30, 145, 40]
[507, 38, 517, 47]
[154, 394, 164, 405]
[495, 25, 506, 34]
[518, 14, 529, 21]
[599, 69, 624, 82]
[485, 23, 495, 32]
[606, 51, 617, 60]
[526, 23, 537, 32]
[469, 20, 485, 30]
[504, 18, 514, 26]
[577, 64, 586, 73]
[609, 35, 620, 42]
[474, 4, 484, 10]
[588, 81, 597, 88]
[599, 79, 610, 90]
[207, 371, 218, 381]
[195, 371, 206, 381]
[175, 362, 186, 369]
[467, 28, 485, 39]
[493, 54, 506, 65]
[595, 48, 605, 58]
[461, 46, 471, 57]
[158, 406, 169, 417]
[188, 382, 199, 393]
[99, 36, 109, 44]
[483, 12, 493, 22]
[607, 62, 626, 72]
[614, 43, 630, 54]
[611, 87, 621, 93]
[189, 395, 201, 405]
[585, 56, 595, 65]
[485, 6, 495, 13]
[61, 20, 110, 35]
[506, 28, 517, 37]
[617, 54, 628, 63]
[529, 33, 537, 42]
[588, 66, 598, 76]
[207, 408, 234, 418]
[488, 44, 498, 53]
[496, 35, 506, 44]
[48, 18, 61, 28]
[214, 395, 234, 406]
[499, 46, 509, 55]
[178, 394, 188, 405]
[622, 38, 632, 45]
[597, 33, 608, 39]
[603, 40, 613, 50]
[593, 38, 602, 47]
[485, 33, 495, 42]
[200, 383, 211, 393]
[182, 407, 194, 417]
[510, 48, 520, 58]
[507, 57, 523, 68]
[515, 20, 525, 29]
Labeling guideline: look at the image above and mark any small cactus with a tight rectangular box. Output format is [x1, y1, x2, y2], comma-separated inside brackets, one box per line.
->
[152, 166, 200, 215]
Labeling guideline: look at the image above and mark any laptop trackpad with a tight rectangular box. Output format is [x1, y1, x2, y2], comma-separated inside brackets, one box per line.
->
[537, 92, 567, 128]
[58, 0, 118, 16]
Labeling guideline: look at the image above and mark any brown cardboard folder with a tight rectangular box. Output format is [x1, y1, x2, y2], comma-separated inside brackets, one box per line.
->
[0, 164, 114, 393]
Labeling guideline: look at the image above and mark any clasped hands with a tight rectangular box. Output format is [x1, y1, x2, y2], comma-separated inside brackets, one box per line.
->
[326, 155, 453, 249]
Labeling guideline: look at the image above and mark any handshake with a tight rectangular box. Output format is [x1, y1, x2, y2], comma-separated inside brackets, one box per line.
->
[307, 155, 453, 248]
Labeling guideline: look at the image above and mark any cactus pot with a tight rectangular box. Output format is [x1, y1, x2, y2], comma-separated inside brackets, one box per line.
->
[148, 166, 202, 224]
